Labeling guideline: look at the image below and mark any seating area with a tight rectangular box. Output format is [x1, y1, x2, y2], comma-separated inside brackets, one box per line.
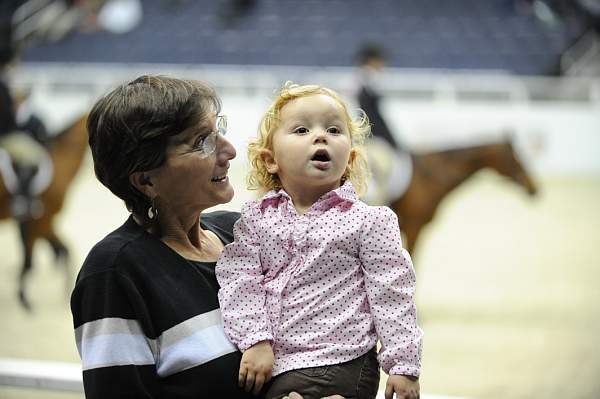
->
[20, 0, 588, 75]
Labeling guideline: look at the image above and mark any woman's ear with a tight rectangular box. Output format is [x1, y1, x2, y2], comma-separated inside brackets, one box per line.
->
[129, 171, 156, 197]
[260, 149, 278, 175]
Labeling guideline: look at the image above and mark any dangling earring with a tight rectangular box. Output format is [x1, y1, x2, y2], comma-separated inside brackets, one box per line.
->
[147, 197, 158, 220]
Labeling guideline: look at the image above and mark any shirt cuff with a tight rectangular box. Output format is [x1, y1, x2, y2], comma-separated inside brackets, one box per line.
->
[389, 364, 420, 378]
[238, 332, 274, 352]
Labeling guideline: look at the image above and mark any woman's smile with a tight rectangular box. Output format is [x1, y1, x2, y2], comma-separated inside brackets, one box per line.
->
[211, 174, 229, 183]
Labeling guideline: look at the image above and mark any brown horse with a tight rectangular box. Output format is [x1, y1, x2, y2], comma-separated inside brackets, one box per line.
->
[389, 140, 538, 254]
[0, 114, 88, 310]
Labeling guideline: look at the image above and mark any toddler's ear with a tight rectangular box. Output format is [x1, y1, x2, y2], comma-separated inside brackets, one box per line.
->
[348, 148, 356, 166]
[260, 149, 279, 174]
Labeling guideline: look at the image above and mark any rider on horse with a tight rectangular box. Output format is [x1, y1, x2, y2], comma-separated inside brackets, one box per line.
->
[0, 24, 53, 221]
[355, 43, 413, 206]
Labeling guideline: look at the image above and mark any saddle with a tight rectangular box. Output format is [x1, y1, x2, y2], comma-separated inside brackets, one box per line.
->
[362, 137, 413, 206]
[0, 129, 53, 220]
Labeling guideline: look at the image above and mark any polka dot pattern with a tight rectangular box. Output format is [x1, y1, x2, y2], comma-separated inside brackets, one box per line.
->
[216, 182, 423, 377]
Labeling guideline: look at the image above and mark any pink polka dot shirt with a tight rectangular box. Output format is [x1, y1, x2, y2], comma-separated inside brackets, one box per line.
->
[216, 182, 422, 377]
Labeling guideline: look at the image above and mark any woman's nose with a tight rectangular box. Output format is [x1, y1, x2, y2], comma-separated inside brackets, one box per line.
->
[217, 134, 236, 161]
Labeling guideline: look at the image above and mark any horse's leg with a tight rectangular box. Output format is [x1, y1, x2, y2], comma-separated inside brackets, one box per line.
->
[47, 234, 72, 300]
[389, 200, 421, 255]
[48, 236, 69, 265]
[402, 221, 423, 256]
[17, 221, 35, 311]
[37, 220, 70, 265]
[30, 217, 73, 301]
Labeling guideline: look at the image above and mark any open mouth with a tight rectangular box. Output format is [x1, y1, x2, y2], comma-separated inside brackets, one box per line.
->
[311, 149, 331, 162]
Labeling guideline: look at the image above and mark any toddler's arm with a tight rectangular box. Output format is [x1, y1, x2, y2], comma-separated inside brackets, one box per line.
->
[216, 202, 274, 351]
[359, 206, 423, 377]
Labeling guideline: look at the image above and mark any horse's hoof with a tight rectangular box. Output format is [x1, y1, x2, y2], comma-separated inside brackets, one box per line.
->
[18, 290, 33, 312]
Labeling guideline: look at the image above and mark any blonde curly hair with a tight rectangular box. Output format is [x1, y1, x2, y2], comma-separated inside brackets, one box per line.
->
[247, 82, 371, 196]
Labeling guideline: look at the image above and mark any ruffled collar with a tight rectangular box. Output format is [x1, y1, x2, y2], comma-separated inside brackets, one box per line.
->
[259, 180, 358, 211]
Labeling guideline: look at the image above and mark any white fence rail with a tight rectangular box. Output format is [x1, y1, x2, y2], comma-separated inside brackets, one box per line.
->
[9, 62, 600, 104]
[0, 358, 83, 392]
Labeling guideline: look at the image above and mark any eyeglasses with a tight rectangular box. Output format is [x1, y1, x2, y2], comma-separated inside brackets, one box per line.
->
[191, 114, 227, 157]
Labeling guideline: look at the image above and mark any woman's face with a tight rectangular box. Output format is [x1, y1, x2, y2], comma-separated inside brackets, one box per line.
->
[147, 113, 236, 216]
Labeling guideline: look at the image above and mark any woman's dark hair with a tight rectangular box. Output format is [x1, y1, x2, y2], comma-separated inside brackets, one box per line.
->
[87, 75, 221, 218]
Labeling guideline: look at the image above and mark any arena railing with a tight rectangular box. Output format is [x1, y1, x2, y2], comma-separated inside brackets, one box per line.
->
[9, 62, 600, 104]
[0, 357, 83, 392]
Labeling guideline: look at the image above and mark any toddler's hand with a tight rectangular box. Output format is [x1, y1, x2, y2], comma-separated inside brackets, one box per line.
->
[385, 374, 419, 399]
[239, 341, 275, 395]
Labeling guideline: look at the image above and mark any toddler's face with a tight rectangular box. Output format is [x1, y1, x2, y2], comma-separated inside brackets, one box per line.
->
[264, 94, 353, 196]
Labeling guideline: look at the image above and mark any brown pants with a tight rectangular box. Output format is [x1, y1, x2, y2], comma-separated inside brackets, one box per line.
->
[264, 347, 380, 399]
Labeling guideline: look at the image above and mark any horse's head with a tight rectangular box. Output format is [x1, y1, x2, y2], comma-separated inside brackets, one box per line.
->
[493, 140, 538, 196]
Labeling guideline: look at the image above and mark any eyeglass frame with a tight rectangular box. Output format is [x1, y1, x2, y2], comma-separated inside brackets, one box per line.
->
[186, 114, 227, 158]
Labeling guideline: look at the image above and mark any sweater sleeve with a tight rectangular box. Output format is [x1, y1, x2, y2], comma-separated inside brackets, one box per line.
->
[215, 202, 273, 351]
[359, 206, 423, 377]
[71, 268, 161, 398]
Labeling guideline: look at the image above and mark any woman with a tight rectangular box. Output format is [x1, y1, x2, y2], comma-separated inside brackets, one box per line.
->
[70, 75, 248, 398]
[71, 75, 344, 399]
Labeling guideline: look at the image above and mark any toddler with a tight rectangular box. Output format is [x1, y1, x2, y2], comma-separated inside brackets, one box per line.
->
[216, 83, 422, 399]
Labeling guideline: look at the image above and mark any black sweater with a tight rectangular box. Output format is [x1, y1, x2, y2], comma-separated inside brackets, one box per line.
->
[71, 211, 259, 399]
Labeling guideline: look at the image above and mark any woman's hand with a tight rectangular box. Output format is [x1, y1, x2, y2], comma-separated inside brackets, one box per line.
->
[282, 393, 345, 399]
[385, 374, 420, 399]
[239, 341, 275, 395]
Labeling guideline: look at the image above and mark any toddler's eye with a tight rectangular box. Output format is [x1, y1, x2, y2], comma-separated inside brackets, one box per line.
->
[293, 127, 308, 134]
[327, 126, 342, 134]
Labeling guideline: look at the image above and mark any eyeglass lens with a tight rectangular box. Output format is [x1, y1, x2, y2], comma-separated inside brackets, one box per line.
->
[202, 115, 227, 155]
